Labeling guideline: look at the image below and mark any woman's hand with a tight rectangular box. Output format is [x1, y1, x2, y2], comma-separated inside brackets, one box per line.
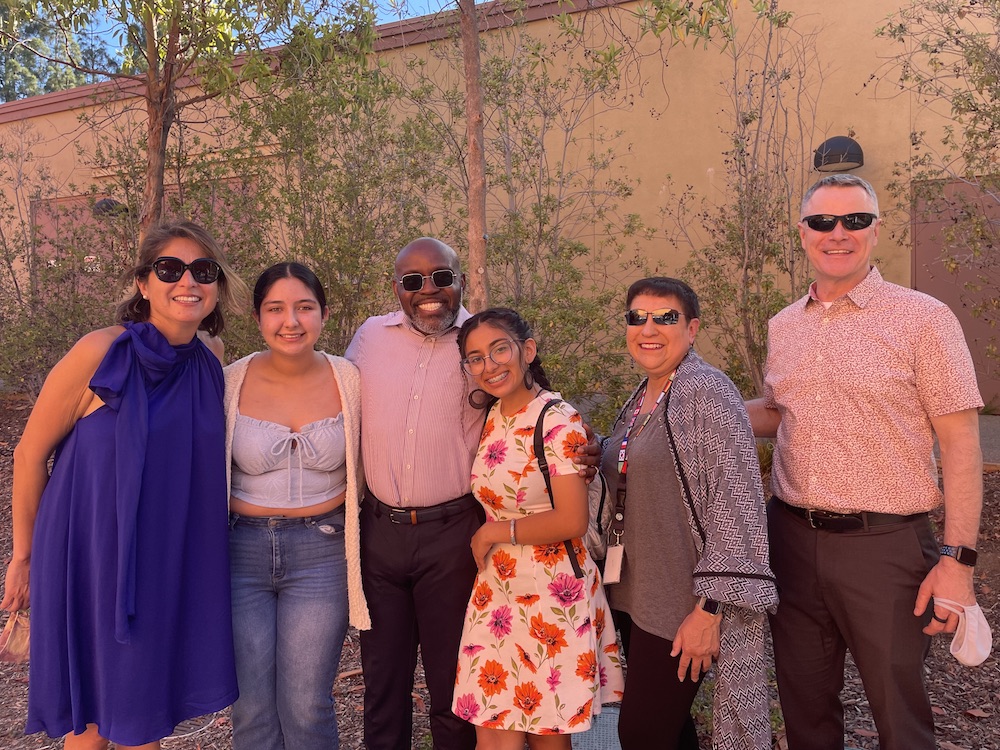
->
[671, 605, 721, 682]
[471, 521, 503, 573]
[1, 558, 30, 612]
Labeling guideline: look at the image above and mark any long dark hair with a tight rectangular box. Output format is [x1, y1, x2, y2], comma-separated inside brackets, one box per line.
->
[458, 307, 552, 410]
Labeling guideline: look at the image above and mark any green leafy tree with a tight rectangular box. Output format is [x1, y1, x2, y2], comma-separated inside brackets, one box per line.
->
[0, 0, 376, 240]
[878, 0, 1000, 361]
[0, 10, 91, 101]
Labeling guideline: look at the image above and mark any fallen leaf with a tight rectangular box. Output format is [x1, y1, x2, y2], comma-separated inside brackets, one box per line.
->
[940, 742, 967, 750]
[854, 728, 878, 738]
[932, 706, 947, 715]
[964, 707, 991, 718]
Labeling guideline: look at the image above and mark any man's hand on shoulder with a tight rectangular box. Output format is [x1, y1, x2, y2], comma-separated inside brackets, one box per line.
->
[572, 421, 601, 481]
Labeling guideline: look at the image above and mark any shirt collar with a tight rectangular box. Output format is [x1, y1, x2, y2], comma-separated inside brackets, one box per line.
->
[805, 266, 884, 309]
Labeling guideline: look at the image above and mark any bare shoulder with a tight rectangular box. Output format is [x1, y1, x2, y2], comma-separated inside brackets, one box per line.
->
[63, 326, 125, 372]
[198, 331, 225, 362]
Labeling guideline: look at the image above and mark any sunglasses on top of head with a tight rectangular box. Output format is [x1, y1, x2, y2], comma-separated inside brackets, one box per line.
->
[396, 269, 457, 293]
[624, 308, 683, 326]
[801, 213, 878, 232]
[149, 256, 222, 284]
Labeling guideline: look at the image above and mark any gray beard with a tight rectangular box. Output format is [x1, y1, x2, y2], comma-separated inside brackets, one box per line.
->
[410, 308, 458, 335]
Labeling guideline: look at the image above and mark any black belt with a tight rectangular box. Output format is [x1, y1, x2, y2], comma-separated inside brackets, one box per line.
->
[774, 496, 927, 532]
[367, 492, 478, 525]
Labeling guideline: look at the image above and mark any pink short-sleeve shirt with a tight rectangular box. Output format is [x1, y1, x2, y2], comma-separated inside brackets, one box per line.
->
[763, 267, 983, 514]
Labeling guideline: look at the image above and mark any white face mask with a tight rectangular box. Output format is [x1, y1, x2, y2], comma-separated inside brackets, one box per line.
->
[934, 598, 993, 667]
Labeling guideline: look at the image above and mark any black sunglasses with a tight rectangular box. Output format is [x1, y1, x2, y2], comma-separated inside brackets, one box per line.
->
[150, 256, 222, 284]
[801, 213, 878, 232]
[397, 269, 457, 293]
[624, 308, 683, 326]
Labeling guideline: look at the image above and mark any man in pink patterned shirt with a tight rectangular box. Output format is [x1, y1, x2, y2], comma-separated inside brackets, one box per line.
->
[748, 174, 984, 750]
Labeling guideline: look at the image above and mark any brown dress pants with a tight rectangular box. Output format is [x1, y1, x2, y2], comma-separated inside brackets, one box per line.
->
[767, 499, 939, 750]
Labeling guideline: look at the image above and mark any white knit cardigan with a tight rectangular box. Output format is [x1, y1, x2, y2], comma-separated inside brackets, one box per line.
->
[223, 351, 371, 631]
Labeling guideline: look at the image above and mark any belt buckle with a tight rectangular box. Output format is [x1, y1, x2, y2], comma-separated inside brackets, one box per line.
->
[388, 508, 406, 525]
[805, 509, 823, 529]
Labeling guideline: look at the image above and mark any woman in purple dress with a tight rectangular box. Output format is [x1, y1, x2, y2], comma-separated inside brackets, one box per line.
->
[0, 221, 249, 750]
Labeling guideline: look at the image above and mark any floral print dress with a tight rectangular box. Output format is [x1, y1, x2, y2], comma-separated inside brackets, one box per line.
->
[452, 392, 624, 734]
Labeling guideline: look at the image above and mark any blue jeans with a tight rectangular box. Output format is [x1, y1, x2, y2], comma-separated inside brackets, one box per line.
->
[229, 507, 349, 750]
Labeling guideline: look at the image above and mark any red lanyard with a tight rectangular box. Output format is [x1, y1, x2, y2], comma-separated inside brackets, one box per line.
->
[617, 372, 675, 475]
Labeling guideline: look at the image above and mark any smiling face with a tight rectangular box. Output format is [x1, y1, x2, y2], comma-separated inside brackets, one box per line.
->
[625, 293, 699, 383]
[462, 322, 537, 410]
[254, 275, 328, 356]
[799, 184, 880, 301]
[394, 238, 464, 335]
[136, 237, 220, 344]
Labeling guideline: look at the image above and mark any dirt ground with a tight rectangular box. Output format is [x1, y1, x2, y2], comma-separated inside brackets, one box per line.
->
[0, 396, 997, 749]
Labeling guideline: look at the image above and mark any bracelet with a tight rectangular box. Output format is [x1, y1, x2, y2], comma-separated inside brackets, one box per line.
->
[509, 518, 517, 545]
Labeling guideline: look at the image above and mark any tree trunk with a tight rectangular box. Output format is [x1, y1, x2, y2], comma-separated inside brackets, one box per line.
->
[459, 0, 489, 312]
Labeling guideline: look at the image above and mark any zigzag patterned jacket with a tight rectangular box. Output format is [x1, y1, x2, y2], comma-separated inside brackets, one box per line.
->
[635, 348, 778, 750]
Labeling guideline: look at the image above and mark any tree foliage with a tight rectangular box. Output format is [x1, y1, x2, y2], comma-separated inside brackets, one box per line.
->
[878, 0, 1000, 357]
[659, 1, 814, 396]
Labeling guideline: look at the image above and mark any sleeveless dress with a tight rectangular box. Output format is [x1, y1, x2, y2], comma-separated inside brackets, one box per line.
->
[452, 392, 624, 734]
[26, 322, 238, 745]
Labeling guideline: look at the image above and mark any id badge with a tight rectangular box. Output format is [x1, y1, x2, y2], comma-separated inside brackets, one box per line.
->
[603, 544, 624, 584]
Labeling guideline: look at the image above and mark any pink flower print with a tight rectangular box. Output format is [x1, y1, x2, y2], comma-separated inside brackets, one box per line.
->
[462, 643, 485, 657]
[454, 693, 480, 722]
[515, 487, 527, 506]
[548, 572, 584, 606]
[489, 605, 513, 639]
[483, 440, 507, 468]
[546, 667, 561, 692]
[543, 423, 566, 444]
[575, 617, 592, 638]
[599, 664, 608, 687]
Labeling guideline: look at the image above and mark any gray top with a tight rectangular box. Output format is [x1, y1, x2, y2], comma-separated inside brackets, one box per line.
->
[601, 397, 698, 641]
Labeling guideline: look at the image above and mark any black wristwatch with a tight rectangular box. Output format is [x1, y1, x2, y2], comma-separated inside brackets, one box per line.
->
[699, 597, 722, 616]
[940, 545, 978, 567]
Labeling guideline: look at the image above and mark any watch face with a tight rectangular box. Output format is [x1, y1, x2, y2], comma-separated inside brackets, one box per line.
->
[701, 598, 722, 615]
[942, 545, 978, 566]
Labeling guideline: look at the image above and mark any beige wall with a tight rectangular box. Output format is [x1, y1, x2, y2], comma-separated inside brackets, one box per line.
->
[0, 0, 938, 284]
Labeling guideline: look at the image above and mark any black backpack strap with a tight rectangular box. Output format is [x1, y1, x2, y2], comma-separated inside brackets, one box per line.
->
[534, 398, 584, 579]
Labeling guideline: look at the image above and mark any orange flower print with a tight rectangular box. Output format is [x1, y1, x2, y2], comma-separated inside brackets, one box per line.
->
[516, 593, 540, 606]
[539, 727, 563, 735]
[477, 659, 509, 697]
[514, 425, 534, 437]
[594, 607, 607, 642]
[561, 430, 587, 459]
[515, 644, 538, 673]
[472, 581, 494, 610]
[529, 613, 567, 658]
[491, 549, 517, 580]
[477, 486, 504, 512]
[513, 681, 543, 715]
[569, 412, 582, 423]
[481, 709, 511, 729]
[575, 650, 598, 682]
[567, 699, 593, 728]
[482, 417, 495, 440]
[532, 543, 566, 568]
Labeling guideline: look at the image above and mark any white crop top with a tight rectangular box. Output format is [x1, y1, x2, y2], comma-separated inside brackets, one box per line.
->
[230, 412, 348, 508]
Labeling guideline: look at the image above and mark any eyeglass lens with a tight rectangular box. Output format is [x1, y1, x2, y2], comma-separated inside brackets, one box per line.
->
[151, 257, 221, 284]
[462, 341, 515, 375]
[624, 308, 681, 326]
[399, 269, 456, 292]
[802, 213, 877, 232]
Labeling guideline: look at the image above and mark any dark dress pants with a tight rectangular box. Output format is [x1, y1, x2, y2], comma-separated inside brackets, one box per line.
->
[767, 500, 939, 750]
[360, 498, 482, 750]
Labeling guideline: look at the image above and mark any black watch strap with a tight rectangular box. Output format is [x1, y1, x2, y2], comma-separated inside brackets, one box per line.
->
[940, 545, 978, 567]
[699, 597, 722, 615]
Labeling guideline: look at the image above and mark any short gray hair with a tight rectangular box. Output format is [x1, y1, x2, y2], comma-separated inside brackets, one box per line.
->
[801, 174, 879, 216]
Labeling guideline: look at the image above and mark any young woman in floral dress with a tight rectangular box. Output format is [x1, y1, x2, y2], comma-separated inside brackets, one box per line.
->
[451, 308, 623, 750]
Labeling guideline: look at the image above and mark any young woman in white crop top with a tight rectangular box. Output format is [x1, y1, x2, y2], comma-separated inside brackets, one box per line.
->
[223, 263, 370, 750]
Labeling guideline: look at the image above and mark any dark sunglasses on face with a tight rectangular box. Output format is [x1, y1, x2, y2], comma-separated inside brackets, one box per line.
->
[801, 213, 878, 232]
[150, 256, 222, 284]
[397, 269, 457, 293]
[624, 308, 683, 326]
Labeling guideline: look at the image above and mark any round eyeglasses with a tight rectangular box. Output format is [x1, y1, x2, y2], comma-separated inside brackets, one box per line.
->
[460, 340, 517, 376]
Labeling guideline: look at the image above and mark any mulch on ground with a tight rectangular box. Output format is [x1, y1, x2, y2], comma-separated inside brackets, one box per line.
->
[0, 397, 997, 749]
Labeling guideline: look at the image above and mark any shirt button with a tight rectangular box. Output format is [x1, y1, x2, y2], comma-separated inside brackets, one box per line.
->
[414, 395, 419, 400]
[420, 364, 425, 368]
[408, 429, 414, 434]
[815, 394, 821, 401]
[406, 464, 411, 470]
[822, 318, 830, 325]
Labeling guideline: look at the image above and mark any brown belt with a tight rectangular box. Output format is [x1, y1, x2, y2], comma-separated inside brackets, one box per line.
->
[366, 491, 478, 525]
